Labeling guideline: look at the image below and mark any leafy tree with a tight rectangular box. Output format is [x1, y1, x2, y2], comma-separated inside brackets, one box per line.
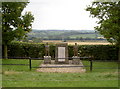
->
[86, 1, 120, 60]
[2, 2, 34, 58]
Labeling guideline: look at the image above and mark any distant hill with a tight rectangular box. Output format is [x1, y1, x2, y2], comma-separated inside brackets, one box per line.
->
[26, 29, 104, 40]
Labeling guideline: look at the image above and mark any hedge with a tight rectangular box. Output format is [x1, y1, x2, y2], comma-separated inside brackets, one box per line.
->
[2, 42, 118, 60]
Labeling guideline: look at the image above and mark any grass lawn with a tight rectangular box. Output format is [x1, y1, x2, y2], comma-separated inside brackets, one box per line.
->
[2, 59, 119, 87]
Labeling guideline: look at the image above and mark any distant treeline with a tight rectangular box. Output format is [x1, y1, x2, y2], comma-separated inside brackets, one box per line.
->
[27, 30, 100, 38]
[22, 30, 105, 43]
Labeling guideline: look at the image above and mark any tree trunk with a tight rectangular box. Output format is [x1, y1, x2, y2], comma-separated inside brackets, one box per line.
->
[4, 45, 8, 59]
[118, 47, 120, 62]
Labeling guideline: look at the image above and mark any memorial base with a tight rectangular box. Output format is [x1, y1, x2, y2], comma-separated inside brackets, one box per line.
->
[55, 57, 69, 64]
[44, 56, 51, 64]
[72, 56, 80, 65]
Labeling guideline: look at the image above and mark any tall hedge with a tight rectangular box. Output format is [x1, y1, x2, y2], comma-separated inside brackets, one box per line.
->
[3, 42, 118, 60]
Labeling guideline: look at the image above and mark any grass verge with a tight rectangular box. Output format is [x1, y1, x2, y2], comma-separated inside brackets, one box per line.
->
[2, 59, 119, 87]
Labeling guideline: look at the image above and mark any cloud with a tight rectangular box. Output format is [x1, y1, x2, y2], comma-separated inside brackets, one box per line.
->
[24, 0, 97, 30]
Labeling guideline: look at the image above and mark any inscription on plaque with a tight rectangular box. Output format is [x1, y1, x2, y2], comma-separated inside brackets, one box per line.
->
[55, 43, 69, 64]
[58, 47, 65, 62]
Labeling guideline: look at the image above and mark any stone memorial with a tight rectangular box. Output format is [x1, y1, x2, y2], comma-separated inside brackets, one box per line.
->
[55, 43, 69, 64]
[72, 43, 80, 64]
[44, 56, 51, 64]
[44, 43, 51, 64]
[38, 43, 86, 73]
[72, 56, 80, 64]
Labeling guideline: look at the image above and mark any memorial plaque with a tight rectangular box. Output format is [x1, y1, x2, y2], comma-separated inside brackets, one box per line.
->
[58, 47, 65, 62]
[55, 43, 69, 64]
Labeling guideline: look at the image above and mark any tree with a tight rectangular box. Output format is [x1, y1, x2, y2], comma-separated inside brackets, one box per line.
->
[2, 2, 34, 58]
[86, 1, 120, 61]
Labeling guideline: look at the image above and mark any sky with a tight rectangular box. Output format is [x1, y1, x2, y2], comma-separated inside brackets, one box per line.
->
[23, 0, 98, 30]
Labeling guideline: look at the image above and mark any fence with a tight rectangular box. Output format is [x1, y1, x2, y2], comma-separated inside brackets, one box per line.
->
[2, 57, 119, 71]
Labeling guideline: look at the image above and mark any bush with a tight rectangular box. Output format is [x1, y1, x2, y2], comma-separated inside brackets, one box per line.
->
[78, 45, 118, 60]
[7, 42, 45, 58]
[3, 41, 118, 60]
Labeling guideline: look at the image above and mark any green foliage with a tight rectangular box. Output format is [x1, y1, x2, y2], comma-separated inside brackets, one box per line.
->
[86, 1, 120, 60]
[2, 2, 34, 58]
[86, 2, 120, 45]
[4, 42, 118, 60]
[79, 45, 118, 60]
[2, 2, 34, 45]
[7, 42, 45, 58]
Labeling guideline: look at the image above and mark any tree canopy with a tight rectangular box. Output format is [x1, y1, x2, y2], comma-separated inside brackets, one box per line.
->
[1, 2, 34, 58]
[2, 2, 34, 45]
[86, 1, 120, 45]
[86, 1, 120, 60]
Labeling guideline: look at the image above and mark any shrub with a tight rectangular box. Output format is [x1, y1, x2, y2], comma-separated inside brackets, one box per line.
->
[7, 42, 45, 58]
[3, 41, 118, 60]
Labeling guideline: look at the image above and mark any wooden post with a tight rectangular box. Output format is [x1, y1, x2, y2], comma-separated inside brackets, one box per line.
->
[90, 59, 93, 72]
[29, 57, 32, 70]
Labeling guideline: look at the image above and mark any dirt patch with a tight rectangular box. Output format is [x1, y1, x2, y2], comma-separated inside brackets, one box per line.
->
[3, 71, 22, 75]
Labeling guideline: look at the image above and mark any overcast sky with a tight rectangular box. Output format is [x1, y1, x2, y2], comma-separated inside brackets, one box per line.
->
[23, 0, 98, 30]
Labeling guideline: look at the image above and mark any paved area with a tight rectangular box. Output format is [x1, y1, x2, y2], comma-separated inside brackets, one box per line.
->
[36, 60, 86, 73]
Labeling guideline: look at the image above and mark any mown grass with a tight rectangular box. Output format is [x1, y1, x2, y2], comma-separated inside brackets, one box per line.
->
[82, 60, 118, 73]
[2, 59, 119, 87]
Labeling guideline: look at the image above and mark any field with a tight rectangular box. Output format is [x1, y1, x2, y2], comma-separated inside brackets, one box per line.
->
[42, 40, 110, 45]
[26, 30, 106, 42]
[28, 30, 100, 39]
[2, 59, 118, 87]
